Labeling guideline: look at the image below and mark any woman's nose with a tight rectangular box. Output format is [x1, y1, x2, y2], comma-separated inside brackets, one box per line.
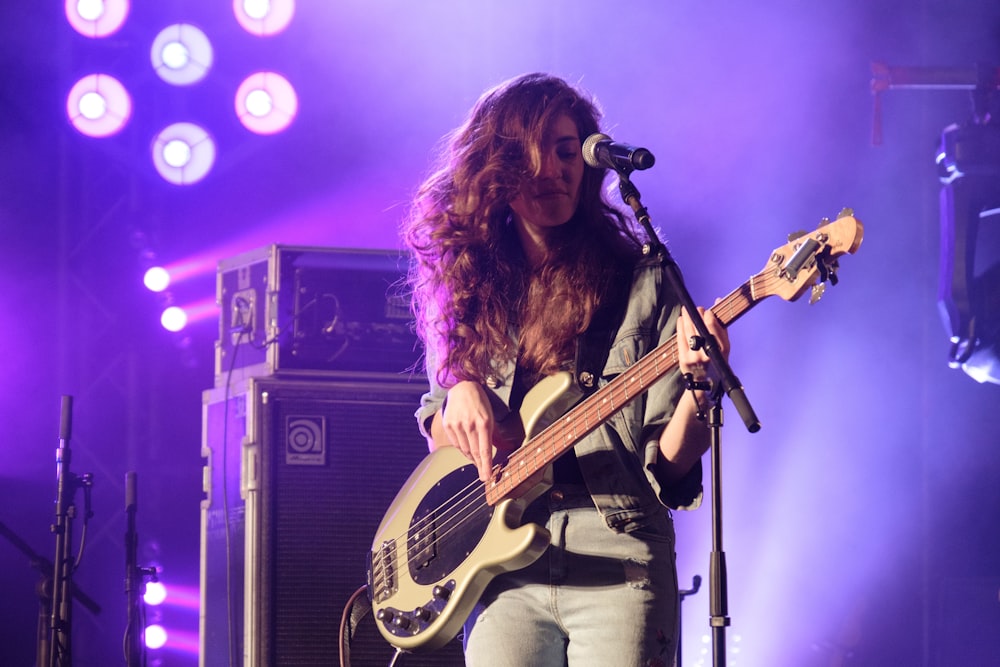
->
[539, 151, 562, 179]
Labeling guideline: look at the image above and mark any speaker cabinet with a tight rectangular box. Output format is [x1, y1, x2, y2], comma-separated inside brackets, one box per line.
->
[200, 376, 464, 666]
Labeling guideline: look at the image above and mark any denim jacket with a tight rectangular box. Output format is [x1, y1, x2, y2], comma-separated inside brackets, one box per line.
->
[416, 253, 704, 535]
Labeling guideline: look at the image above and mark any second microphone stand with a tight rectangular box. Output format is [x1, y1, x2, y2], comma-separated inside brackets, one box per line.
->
[616, 171, 760, 667]
[125, 471, 159, 667]
[48, 395, 97, 667]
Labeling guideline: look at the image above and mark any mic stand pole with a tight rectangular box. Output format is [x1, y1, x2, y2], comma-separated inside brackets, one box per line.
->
[125, 471, 141, 667]
[616, 172, 761, 667]
[125, 471, 159, 667]
[0, 521, 95, 667]
[50, 395, 80, 667]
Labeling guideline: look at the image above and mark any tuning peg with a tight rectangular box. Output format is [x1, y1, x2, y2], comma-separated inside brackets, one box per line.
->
[837, 207, 855, 219]
[809, 283, 826, 305]
[787, 230, 807, 242]
[817, 257, 830, 284]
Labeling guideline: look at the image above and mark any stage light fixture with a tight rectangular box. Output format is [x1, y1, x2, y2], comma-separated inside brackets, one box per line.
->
[164, 140, 191, 167]
[144, 624, 168, 650]
[151, 24, 213, 86]
[235, 72, 298, 135]
[66, 74, 131, 137]
[65, 0, 129, 38]
[234, 0, 294, 36]
[159, 299, 217, 332]
[151, 122, 216, 185]
[143, 267, 170, 292]
[79, 92, 106, 118]
[143, 581, 167, 606]
[161, 306, 188, 332]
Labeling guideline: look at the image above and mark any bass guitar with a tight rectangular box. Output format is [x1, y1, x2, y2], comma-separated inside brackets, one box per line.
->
[368, 210, 864, 651]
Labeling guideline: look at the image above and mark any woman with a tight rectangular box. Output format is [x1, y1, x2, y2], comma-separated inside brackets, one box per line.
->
[403, 72, 729, 667]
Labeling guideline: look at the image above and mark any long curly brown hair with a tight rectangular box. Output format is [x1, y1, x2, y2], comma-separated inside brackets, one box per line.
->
[404, 73, 643, 388]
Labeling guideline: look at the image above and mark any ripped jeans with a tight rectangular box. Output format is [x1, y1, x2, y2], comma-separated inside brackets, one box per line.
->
[463, 484, 679, 667]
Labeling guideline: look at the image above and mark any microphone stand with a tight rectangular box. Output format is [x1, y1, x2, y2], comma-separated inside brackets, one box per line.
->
[616, 171, 761, 667]
[48, 395, 95, 667]
[125, 471, 159, 667]
[0, 521, 100, 667]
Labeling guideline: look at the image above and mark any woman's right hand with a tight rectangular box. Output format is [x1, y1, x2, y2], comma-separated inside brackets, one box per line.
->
[441, 381, 497, 482]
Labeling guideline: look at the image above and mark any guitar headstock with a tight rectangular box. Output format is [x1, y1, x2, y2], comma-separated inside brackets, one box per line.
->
[759, 209, 864, 303]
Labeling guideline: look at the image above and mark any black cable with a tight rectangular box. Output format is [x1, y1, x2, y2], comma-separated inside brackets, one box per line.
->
[222, 328, 248, 667]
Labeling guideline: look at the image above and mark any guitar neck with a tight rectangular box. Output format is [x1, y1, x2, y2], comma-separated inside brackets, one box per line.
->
[485, 273, 767, 503]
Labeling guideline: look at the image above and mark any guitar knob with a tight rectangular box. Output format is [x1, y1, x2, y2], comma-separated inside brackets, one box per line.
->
[432, 585, 451, 600]
[393, 615, 413, 630]
[413, 606, 434, 622]
[376, 609, 394, 623]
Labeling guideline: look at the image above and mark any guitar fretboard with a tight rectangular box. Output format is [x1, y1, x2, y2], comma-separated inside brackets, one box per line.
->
[485, 274, 766, 504]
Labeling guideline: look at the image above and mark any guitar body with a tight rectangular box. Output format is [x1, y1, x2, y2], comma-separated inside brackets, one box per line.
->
[368, 212, 865, 653]
[368, 373, 581, 652]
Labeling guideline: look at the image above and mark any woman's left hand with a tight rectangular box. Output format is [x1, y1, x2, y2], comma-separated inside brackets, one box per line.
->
[676, 306, 730, 389]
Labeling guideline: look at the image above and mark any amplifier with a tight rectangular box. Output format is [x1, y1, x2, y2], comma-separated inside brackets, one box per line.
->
[214, 245, 420, 386]
[199, 376, 464, 666]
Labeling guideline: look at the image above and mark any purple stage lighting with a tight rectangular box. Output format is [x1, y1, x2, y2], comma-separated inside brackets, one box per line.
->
[66, 74, 131, 137]
[151, 122, 216, 185]
[143, 580, 167, 606]
[144, 624, 167, 650]
[160, 306, 188, 332]
[234, 0, 294, 36]
[65, 0, 129, 38]
[161, 299, 218, 332]
[151, 23, 213, 86]
[235, 71, 298, 135]
[143, 267, 170, 292]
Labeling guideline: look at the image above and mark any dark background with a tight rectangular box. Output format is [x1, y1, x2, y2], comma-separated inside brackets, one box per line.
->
[2, 2, 999, 666]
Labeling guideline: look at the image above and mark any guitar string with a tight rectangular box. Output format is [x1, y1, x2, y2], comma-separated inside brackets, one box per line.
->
[371, 284, 751, 586]
[374, 238, 847, 601]
[396, 226, 848, 551]
[372, 268, 789, 590]
[371, 326, 686, 587]
[370, 472, 486, 586]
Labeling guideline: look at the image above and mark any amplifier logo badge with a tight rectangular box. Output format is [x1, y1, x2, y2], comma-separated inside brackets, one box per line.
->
[285, 416, 326, 465]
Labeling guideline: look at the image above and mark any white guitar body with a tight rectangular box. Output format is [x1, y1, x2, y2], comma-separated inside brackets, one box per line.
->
[368, 373, 580, 652]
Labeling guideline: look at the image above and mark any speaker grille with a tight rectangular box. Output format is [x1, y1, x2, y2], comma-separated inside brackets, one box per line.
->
[257, 378, 463, 665]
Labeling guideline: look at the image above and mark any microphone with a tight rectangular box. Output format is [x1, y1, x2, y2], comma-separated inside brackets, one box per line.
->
[582, 133, 655, 172]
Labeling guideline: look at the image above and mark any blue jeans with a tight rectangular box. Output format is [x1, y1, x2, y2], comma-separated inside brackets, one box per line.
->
[463, 485, 679, 667]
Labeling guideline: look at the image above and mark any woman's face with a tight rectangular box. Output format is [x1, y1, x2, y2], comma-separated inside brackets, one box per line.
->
[509, 113, 585, 256]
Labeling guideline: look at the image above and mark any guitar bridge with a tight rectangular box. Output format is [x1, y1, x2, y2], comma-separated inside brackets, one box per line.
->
[369, 540, 398, 604]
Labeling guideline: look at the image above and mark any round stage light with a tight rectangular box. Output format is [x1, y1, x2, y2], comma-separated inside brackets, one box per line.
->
[143, 267, 171, 292]
[66, 74, 132, 137]
[234, 0, 294, 36]
[144, 624, 168, 649]
[235, 72, 298, 135]
[143, 581, 168, 606]
[78, 92, 107, 119]
[161, 306, 188, 332]
[163, 140, 191, 167]
[151, 24, 213, 86]
[151, 123, 216, 185]
[65, 0, 130, 38]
